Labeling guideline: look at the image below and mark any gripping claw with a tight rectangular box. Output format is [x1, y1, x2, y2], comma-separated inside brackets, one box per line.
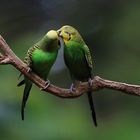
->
[40, 80, 50, 90]
[88, 78, 93, 87]
[70, 83, 76, 92]
[44, 80, 50, 89]
[27, 67, 32, 73]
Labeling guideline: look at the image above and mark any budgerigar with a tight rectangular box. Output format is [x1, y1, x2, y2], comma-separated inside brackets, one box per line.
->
[57, 25, 97, 126]
[18, 30, 60, 120]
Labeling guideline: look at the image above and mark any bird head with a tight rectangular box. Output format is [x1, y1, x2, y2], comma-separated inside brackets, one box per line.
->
[57, 25, 84, 44]
[44, 30, 61, 50]
[46, 30, 59, 40]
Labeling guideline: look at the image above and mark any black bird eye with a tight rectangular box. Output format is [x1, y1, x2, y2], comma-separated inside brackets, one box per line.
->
[64, 31, 71, 40]
[65, 31, 70, 35]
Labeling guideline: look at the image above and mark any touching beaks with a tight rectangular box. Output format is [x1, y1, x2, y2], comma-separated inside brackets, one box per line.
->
[57, 30, 64, 47]
[57, 30, 62, 37]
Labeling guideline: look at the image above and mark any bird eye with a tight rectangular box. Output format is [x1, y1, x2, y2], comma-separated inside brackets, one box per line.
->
[64, 31, 70, 35]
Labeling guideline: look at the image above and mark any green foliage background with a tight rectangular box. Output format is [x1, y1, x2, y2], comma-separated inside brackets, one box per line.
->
[0, 0, 140, 139]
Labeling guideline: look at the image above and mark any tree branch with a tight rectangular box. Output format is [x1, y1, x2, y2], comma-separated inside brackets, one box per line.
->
[0, 35, 140, 98]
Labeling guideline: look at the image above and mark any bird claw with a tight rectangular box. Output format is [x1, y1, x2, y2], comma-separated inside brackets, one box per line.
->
[44, 80, 50, 89]
[70, 83, 76, 92]
[40, 80, 50, 90]
[88, 78, 93, 87]
[27, 67, 32, 73]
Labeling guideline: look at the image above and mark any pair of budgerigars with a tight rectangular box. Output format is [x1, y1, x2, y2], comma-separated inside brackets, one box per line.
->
[18, 25, 97, 126]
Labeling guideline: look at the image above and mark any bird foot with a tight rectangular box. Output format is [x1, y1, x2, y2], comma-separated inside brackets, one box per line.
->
[40, 80, 50, 90]
[88, 78, 93, 87]
[27, 67, 32, 73]
[44, 80, 50, 89]
[70, 83, 76, 92]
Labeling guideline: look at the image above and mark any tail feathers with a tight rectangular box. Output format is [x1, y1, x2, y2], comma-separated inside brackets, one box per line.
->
[21, 81, 32, 120]
[87, 91, 97, 127]
[17, 80, 25, 87]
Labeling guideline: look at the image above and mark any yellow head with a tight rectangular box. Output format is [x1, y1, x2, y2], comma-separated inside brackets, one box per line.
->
[42, 30, 60, 51]
[57, 25, 84, 43]
[46, 30, 59, 40]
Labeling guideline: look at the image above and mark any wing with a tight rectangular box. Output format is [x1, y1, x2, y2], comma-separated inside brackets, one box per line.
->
[24, 45, 37, 67]
[17, 44, 39, 84]
[83, 45, 97, 126]
[24, 44, 40, 66]
[83, 44, 93, 76]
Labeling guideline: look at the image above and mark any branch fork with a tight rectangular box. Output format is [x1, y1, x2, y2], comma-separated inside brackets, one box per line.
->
[0, 35, 140, 98]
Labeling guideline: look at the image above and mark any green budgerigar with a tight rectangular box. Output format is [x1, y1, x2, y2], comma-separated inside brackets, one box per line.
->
[57, 25, 97, 126]
[18, 30, 60, 120]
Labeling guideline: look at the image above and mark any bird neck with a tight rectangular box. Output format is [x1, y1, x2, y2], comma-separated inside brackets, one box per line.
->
[39, 37, 59, 52]
[65, 38, 85, 47]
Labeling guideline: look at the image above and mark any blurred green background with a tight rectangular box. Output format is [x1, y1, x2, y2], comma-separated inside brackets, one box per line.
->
[0, 0, 140, 140]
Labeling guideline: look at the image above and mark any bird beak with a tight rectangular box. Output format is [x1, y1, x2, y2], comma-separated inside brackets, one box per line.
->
[57, 30, 62, 37]
[57, 29, 65, 47]
[57, 30, 64, 47]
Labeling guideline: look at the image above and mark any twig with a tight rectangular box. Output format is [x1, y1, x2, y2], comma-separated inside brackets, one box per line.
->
[0, 35, 140, 98]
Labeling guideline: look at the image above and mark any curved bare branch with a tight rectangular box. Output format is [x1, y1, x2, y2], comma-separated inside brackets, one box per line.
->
[0, 35, 140, 98]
